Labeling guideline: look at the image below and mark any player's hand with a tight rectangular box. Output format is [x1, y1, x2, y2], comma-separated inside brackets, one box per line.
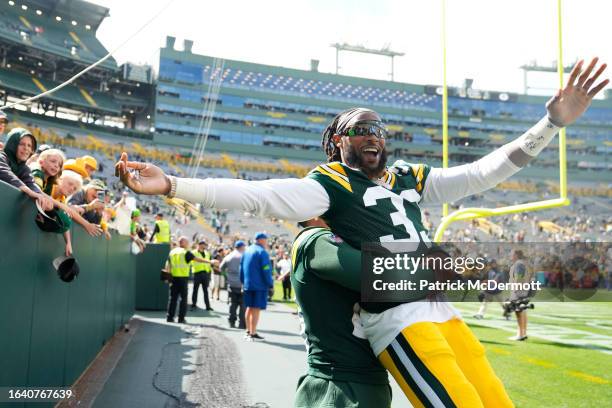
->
[115, 152, 171, 195]
[546, 57, 608, 127]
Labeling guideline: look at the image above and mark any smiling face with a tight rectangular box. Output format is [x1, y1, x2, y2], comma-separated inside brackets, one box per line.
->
[343, 138, 388, 178]
[16, 136, 34, 162]
[40, 154, 63, 177]
[332, 111, 388, 178]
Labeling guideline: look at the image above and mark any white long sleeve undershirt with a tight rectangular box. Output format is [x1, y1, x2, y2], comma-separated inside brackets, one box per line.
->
[175, 176, 330, 221]
[175, 149, 518, 219]
[420, 148, 520, 205]
[174, 116, 559, 217]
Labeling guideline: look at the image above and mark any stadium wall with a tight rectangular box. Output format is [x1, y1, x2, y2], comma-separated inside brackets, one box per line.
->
[135, 244, 170, 311]
[0, 182, 135, 408]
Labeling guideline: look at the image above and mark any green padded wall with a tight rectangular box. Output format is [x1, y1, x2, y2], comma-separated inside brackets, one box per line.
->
[135, 243, 170, 311]
[0, 181, 153, 408]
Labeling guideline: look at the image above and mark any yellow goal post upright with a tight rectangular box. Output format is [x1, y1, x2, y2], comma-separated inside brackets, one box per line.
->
[433, 0, 570, 243]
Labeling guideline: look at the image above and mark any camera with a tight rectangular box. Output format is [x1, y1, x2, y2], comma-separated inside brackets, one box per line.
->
[502, 297, 534, 319]
[97, 190, 106, 200]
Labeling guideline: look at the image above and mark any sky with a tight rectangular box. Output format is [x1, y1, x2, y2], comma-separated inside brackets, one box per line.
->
[89, 0, 611, 95]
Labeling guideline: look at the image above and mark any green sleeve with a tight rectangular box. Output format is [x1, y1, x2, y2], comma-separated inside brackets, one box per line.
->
[306, 234, 361, 292]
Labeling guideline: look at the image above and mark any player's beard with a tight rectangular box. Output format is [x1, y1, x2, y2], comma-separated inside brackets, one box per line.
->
[345, 144, 388, 178]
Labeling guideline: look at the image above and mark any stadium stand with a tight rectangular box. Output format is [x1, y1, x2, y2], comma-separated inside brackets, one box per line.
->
[154, 39, 611, 181]
[0, 0, 115, 69]
[0, 3, 610, 407]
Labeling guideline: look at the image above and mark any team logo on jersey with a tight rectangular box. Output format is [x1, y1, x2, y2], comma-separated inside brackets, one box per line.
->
[327, 234, 344, 244]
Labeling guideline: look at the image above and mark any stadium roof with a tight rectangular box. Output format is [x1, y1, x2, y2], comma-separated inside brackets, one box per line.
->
[24, 0, 110, 32]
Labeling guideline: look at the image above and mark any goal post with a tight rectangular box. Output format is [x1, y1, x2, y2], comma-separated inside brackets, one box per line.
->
[434, 0, 570, 243]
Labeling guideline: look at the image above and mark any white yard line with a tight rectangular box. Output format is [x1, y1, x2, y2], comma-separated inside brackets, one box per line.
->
[465, 316, 612, 354]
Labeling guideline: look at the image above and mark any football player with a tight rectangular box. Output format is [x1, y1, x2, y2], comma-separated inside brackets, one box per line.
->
[116, 58, 607, 407]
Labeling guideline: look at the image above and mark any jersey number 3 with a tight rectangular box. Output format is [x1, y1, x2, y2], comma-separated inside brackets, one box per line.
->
[363, 186, 431, 249]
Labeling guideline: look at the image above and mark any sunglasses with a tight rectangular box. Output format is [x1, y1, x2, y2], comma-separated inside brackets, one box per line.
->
[341, 121, 387, 139]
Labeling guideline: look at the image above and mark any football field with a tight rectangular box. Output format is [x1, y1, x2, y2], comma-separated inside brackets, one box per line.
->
[456, 302, 612, 408]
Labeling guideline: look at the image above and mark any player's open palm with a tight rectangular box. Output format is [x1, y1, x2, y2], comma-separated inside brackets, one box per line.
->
[115, 152, 170, 195]
[546, 57, 608, 127]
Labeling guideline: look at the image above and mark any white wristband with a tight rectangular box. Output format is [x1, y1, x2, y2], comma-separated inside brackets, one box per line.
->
[517, 116, 561, 157]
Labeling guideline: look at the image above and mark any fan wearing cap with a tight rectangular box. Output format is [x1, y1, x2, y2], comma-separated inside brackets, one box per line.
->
[0, 127, 54, 211]
[69, 179, 106, 223]
[80, 155, 98, 180]
[130, 209, 146, 253]
[63, 158, 89, 180]
[68, 179, 111, 239]
[240, 232, 274, 341]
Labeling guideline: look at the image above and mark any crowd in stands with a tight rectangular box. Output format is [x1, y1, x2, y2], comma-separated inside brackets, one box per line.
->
[460, 242, 611, 291]
[441, 210, 611, 244]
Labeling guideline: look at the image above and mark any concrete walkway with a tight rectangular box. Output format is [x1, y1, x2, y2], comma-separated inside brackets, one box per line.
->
[93, 285, 410, 407]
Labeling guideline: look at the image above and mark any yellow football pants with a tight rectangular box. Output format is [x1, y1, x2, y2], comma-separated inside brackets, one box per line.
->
[379, 319, 513, 408]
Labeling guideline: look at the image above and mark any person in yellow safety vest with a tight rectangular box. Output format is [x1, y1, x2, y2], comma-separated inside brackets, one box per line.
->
[164, 236, 212, 324]
[151, 213, 171, 243]
[191, 241, 215, 311]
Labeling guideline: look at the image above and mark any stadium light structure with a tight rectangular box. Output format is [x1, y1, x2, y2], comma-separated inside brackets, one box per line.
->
[434, 0, 571, 242]
[520, 61, 575, 94]
[330, 43, 404, 81]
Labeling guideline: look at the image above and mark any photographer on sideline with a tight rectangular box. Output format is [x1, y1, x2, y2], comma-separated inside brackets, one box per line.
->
[508, 250, 534, 341]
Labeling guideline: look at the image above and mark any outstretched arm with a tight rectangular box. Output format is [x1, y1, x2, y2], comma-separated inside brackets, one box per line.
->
[420, 58, 608, 205]
[115, 154, 329, 221]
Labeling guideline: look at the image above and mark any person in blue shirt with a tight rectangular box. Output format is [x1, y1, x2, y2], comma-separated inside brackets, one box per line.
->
[240, 232, 273, 341]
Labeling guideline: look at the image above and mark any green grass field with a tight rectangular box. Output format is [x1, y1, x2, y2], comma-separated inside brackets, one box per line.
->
[271, 280, 298, 309]
[271, 281, 612, 407]
[455, 302, 612, 408]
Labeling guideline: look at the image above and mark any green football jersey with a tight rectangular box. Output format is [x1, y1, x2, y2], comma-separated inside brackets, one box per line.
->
[290, 227, 389, 385]
[307, 161, 432, 249]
